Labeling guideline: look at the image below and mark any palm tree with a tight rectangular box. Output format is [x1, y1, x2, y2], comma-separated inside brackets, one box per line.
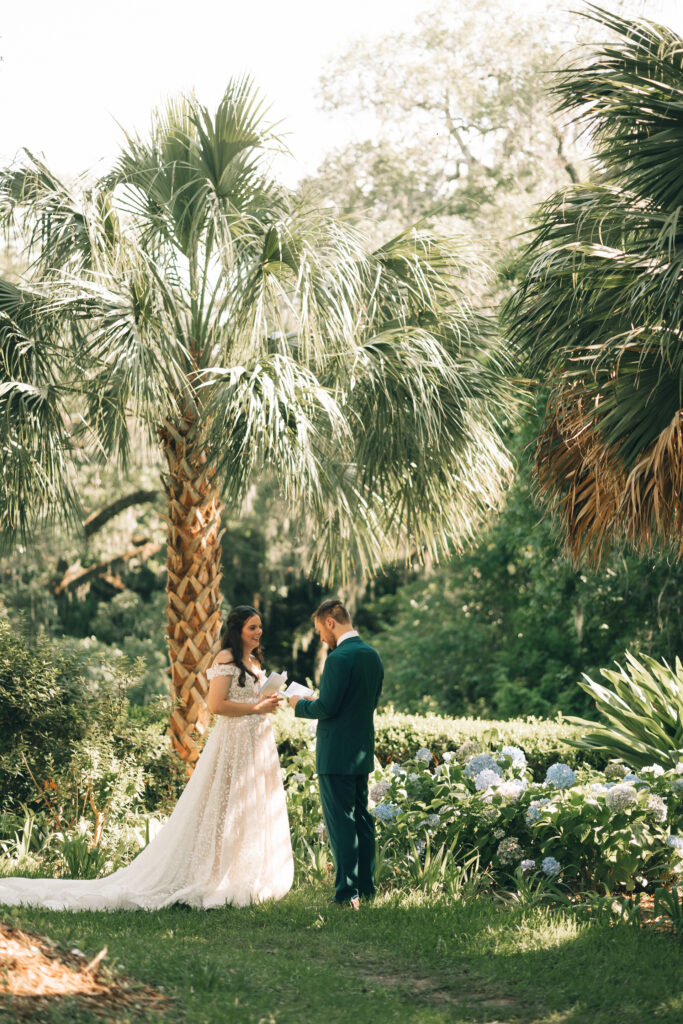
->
[505, 6, 683, 566]
[0, 79, 512, 765]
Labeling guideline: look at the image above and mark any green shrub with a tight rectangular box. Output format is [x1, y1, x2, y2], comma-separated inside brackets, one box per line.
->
[0, 619, 91, 810]
[273, 706, 607, 775]
[0, 619, 186, 826]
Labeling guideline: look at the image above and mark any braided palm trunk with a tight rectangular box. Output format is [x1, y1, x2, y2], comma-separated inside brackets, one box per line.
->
[160, 416, 224, 768]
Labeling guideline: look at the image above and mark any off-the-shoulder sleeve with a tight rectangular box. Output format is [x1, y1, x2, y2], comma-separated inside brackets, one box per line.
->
[206, 663, 239, 680]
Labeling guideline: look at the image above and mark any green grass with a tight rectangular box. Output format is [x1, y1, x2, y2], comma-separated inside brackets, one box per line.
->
[2, 886, 683, 1023]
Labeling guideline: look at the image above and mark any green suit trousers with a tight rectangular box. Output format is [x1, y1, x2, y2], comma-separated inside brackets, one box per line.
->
[318, 773, 376, 903]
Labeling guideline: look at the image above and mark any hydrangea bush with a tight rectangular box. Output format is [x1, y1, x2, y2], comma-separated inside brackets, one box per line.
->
[281, 739, 683, 894]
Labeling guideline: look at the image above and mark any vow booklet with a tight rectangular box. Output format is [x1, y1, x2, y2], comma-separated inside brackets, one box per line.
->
[260, 671, 288, 695]
[283, 681, 314, 698]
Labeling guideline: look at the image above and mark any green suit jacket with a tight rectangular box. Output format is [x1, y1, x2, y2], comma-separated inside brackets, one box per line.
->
[294, 635, 383, 774]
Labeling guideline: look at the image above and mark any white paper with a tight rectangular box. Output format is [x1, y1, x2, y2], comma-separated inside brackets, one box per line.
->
[260, 671, 288, 695]
[283, 681, 314, 698]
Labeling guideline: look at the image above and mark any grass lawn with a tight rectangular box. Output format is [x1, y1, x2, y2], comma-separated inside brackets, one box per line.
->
[2, 885, 683, 1023]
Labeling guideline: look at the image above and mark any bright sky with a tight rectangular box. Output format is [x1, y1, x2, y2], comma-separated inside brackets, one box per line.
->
[1, 0, 681, 186]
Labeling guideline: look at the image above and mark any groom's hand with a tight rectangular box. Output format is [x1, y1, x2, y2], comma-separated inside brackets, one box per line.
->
[289, 694, 314, 709]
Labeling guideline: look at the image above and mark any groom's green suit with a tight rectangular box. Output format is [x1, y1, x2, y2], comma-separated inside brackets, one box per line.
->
[294, 634, 384, 903]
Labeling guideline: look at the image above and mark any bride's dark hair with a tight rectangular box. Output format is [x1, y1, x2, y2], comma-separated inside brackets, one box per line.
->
[219, 605, 263, 687]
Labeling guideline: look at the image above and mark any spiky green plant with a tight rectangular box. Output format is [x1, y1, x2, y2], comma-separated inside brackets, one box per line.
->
[568, 652, 683, 769]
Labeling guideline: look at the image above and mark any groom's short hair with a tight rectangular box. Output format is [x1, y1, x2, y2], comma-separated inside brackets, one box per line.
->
[313, 598, 351, 625]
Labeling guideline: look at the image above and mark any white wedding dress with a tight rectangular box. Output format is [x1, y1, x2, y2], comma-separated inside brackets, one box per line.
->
[0, 664, 294, 911]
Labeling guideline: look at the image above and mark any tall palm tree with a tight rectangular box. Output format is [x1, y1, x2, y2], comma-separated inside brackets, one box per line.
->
[0, 79, 512, 764]
[505, 6, 683, 565]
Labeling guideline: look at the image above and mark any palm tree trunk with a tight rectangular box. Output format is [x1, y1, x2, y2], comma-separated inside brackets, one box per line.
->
[159, 416, 223, 768]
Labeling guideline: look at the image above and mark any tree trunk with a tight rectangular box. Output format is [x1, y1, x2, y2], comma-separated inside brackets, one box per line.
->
[159, 416, 224, 769]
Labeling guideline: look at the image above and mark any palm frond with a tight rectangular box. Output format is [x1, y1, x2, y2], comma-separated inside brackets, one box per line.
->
[506, 6, 683, 564]
[0, 277, 80, 547]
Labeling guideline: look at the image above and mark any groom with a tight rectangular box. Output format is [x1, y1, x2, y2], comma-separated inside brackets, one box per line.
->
[289, 598, 384, 909]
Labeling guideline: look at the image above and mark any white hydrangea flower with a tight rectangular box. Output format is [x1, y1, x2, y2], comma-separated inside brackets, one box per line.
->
[605, 783, 639, 813]
[497, 778, 527, 802]
[442, 751, 456, 763]
[500, 745, 527, 768]
[415, 748, 433, 763]
[520, 859, 536, 872]
[475, 768, 501, 791]
[641, 764, 666, 777]
[646, 794, 668, 823]
[497, 837, 523, 865]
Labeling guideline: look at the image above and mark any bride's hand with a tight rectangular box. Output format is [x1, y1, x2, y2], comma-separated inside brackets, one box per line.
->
[253, 693, 281, 715]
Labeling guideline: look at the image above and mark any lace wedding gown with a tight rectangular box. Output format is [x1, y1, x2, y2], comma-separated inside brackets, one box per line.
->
[0, 664, 294, 911]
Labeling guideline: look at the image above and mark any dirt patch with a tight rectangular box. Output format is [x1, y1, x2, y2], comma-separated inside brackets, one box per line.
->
[0, 920, 173, 1021]
[357, 964, 518, 1013]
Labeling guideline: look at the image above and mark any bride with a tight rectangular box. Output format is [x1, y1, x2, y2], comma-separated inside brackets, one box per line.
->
[0, 606, 294, 911]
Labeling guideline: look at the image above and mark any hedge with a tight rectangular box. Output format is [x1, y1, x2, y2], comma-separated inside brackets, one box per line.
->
[273, 706, 607, 776]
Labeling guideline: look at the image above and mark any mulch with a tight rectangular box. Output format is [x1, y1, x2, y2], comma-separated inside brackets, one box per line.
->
[0, 920, 173, 1021]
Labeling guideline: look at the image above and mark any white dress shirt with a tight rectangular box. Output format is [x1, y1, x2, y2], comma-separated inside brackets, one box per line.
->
[336, 629, 359, 645]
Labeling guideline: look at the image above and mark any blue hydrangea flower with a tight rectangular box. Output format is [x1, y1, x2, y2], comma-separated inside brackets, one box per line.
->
[526, 798, 550, 824]
[500, 745, 527, 768]
[544, 763, 577, 789]
[369, 780, 392, 803]
[666, 835, 683, 851]
[426, 813, 441, 827]
[623, 773, 644, 785]
[520, 859, 536, 872]
[475, 768, 501, 791]
[415, 748, 433, 763]
[465, 753, 502, 780]
[542, 856, 561, 876]
[372, 802, 400, 822]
